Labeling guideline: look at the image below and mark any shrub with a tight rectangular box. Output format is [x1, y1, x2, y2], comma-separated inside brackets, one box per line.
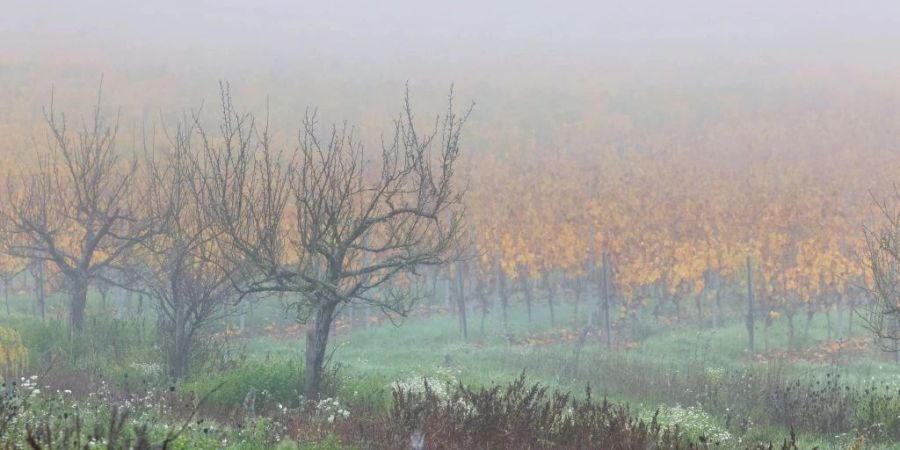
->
[377, 373, 687, 450]
[0, 326, 27, 378]
[185, 361, 342, 410]
[640, 404, 732, 445]
[186, 361, 304, 409]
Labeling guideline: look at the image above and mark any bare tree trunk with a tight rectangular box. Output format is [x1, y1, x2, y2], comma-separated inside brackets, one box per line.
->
[714, 281, 722, 328]
[848, 295, 855, 336]
[170, 328, 190, 379]
[497, 262, 508, 331]
[892, 315, 900, 364]
[602, 251, 612, 348]
[304, 300, 338, 401]
[696, 293, 704, 330]
[239, 304, 246, 333]
[786, 310, 796, 349]
[477, 277, 488, 337]
[3, 279, 8, 316]
[586, 274, 595, 328]
[443, 275, 451, 311]
[674, 293, 682, 323]
[100, 287, 108, 311]
[524, 278, 533, 325]
[170, 299, 188, 378]
[70, 278, 88, 334]
[427, 269, 438, 318]
[456, 263, 468, 342]
[836, 293, 845, 339]
[573, 280, 582, 333]
[544, 272, 556, 326]
[587, 225, 597, 329]
[519, 267, 533, 325]
[114, 272, 128, 320]
[654, 284, 665, 324]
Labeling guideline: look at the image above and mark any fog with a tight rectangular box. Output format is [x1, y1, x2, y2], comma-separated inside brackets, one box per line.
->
[1, 2, 900, 449]
[6, 1, 900, 78]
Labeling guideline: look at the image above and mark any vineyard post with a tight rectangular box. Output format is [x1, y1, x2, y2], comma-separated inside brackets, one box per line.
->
[847, 294, 855, 337]
[429, 268, 439, 318]
[519, 265, 533, 324]
[2, 277, 7, 316]
[835, 291, 845, 339]
[746, 255, 755, 356]
[895, 316, 900, 363]
[113, 270, 129, 319]
[456, 261, 468, 342]
[477, 276, 488, 337]
[362, 236, 373, 330]
[714, 274, 722, 328]
[544, 271, 556, 326]
[496, 259, 508, 330]
[602, 250, 612, 348]
[698, 269, 708, 330]
[443, 272, 451, 313]
[587, 223, 597, 329]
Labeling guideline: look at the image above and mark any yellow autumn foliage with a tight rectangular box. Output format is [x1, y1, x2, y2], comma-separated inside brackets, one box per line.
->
[0, 327, 27, 377]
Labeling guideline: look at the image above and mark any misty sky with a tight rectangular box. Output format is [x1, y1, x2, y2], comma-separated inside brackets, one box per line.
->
[4, 1, 900, 74]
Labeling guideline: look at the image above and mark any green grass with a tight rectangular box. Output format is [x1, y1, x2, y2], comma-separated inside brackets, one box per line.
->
[234, 298, 900, 448]
[2, 287, 899, 448]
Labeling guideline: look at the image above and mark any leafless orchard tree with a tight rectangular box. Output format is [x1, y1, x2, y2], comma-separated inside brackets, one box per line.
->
[135, 119, 240, 378]
[194, 85, 471, 399]
[0, 90, 155, 334]
[863, 192, 900, 362]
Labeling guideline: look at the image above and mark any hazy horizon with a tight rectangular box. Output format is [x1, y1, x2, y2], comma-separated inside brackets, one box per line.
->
[5, 1, 900, 80]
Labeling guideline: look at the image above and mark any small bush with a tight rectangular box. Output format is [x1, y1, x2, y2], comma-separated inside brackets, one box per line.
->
[185, 361, 342, 410]
[640, 404, 732, 445]
[186, 361, 304, 409]
[376, 373, 686, 449]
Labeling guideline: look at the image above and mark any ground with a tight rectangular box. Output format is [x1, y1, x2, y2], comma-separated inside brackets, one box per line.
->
[1, 291, 898, 448]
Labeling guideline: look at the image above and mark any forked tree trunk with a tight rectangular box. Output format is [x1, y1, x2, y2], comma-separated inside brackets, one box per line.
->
[304, 300, 338, 401]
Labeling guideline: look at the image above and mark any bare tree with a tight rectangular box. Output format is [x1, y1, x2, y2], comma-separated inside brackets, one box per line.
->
[863, 193, 900, 362]
[195, 85, 470, 400]
[136, 118, 239, 378]
[0, 89, 155, 334]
